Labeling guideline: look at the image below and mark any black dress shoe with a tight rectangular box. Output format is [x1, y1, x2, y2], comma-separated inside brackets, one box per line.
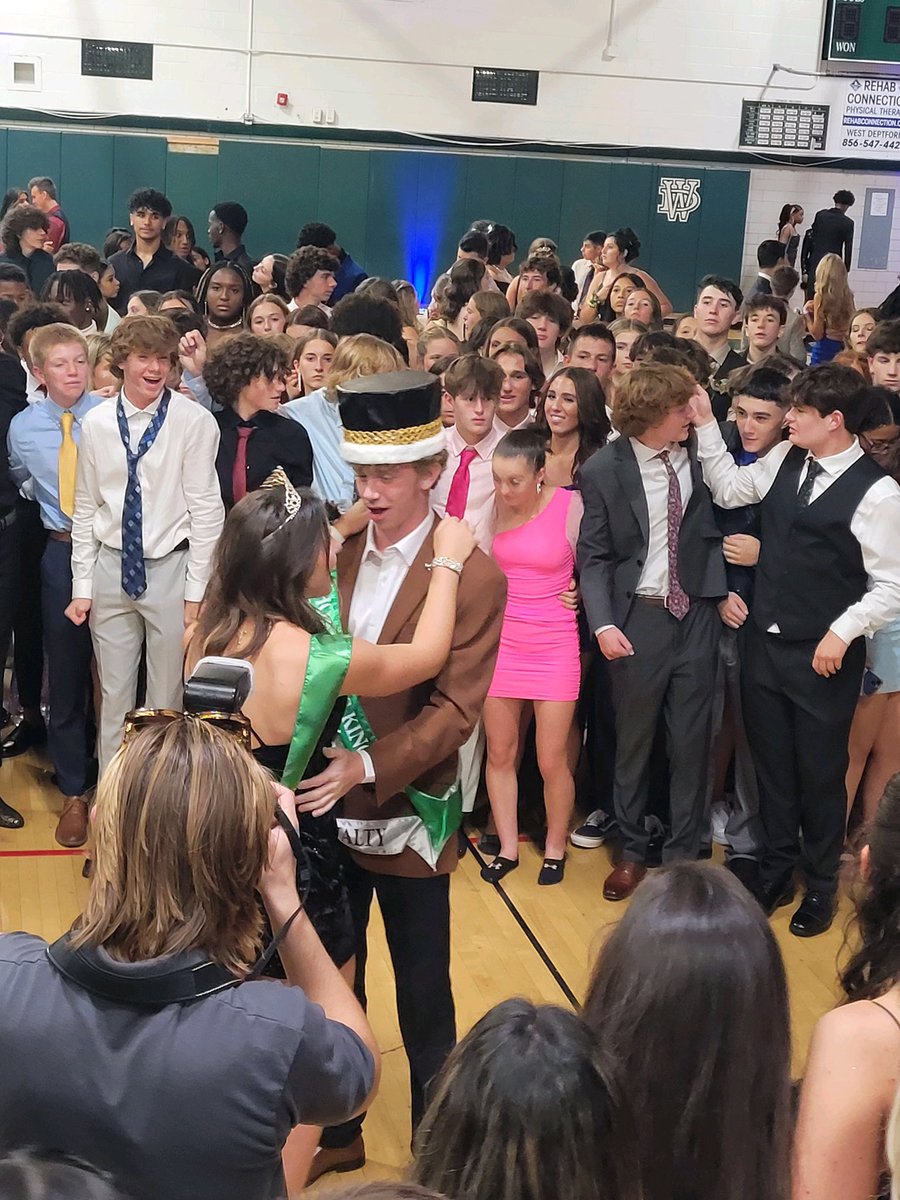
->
[789, 891, 837, 938]
[757, 874, 795, 917]
[0, 797, 24, 828]
[2, 719, 47, 758]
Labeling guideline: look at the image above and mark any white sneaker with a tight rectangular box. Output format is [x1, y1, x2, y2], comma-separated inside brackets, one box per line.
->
[710, 802, 729, 847]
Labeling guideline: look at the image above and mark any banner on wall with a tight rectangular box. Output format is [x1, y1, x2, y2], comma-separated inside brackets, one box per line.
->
[835, 77, 900, 155]
[657, 177, 702, 223]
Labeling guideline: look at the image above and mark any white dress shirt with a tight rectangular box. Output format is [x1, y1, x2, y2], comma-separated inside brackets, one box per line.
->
[631, 437, 693, 597]
[71, 388, 224, 602]
[347, 511, 434, 781]
[696, 422, 900, 643]
[432, 424, 503, 552]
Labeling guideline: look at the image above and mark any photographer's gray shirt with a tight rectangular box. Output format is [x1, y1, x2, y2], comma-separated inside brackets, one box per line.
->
[0, 933, 375, 1200]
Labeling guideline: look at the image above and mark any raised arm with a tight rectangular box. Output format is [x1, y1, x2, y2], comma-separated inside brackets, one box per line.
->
[690, 385, 787, 508]
[342, 517, 477, 698]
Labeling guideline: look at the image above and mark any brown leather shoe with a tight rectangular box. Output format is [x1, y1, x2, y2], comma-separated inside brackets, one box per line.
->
[603, 861, 647, 901]
[55, 796, 89, 848]
[306, 1135, 365, 1186]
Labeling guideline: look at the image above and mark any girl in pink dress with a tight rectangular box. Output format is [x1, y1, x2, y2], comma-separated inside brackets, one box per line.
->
[482, 428, 582, 885]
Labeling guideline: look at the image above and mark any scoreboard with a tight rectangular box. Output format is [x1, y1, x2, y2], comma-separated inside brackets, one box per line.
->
[825, 0, 900, 65]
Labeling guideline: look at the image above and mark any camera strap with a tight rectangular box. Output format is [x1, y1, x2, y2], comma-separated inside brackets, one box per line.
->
[46, 809, 308, 1004]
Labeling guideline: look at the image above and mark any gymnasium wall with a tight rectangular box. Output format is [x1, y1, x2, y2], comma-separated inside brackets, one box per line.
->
[0, 126, 749, 311]
[0, 0, 864, 158]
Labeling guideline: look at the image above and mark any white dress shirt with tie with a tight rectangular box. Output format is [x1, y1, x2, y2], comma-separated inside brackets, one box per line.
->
[696, 423, 900, 643]
[346, 511, 434, 783]
[432, 424, 503, 552]
[630, 438, 693, 597]
[71, 388, 224, 602]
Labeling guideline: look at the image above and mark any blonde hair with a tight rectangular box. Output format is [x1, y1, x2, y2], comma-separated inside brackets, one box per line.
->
[85, 331, 112, 373]
[323, 333, 405, 396]
[71, 719, 274, 974]
[814, 253, 855, 333]
[29, 323, 88, 371]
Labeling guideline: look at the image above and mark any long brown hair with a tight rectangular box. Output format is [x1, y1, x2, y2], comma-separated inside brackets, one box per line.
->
[841, 774, 900, 1001]
[583, 863, 792, 1200]
[71, 719, 273, 974]
[193, 485, 328, 662]
[412, 998, 636, 1200]
[533, 365, 610, 478]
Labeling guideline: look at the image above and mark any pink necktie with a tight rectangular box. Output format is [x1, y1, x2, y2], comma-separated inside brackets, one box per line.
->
[445, 446, 478, 518]
[658, 450, 690, 620]
[232, 426, 254, 503]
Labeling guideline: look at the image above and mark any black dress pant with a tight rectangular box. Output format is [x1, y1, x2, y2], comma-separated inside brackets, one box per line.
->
[13, 498, 47, 712]
[0, 513, 20, 758]
[741, 623, 865, 894]
[608, 598, 720, 863]
[320, 852, 455, 1149]
[41, 538, 93, 796]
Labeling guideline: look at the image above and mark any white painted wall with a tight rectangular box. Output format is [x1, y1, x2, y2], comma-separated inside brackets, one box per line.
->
[0, 0, 879, 159]
[741, 167, 899, 310]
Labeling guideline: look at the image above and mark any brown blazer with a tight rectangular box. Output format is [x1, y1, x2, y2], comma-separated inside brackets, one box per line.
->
[337, 514, 506, 878]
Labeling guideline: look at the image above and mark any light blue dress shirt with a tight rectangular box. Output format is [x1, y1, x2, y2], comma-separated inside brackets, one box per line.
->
[7, 392, 105, 532]
[282, 388, 356, 510]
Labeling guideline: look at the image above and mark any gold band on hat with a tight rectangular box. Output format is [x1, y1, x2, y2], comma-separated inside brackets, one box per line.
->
[342, 418, 444, 446]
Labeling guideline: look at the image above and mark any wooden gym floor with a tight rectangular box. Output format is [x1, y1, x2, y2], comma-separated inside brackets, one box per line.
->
[0, 744, 851, 1188]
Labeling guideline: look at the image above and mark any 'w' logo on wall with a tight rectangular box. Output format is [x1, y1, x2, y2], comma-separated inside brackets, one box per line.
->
[657, 177, 702, 223]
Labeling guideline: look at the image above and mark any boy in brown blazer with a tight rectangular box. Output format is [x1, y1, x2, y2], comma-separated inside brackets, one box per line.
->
[296, 370, 506, 1179]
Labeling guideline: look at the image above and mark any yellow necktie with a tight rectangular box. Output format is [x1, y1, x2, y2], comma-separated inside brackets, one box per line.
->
[58, 411, 77, 519]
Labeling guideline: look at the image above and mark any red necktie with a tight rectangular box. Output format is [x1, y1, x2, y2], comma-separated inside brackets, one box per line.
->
[232, 426, 255, 503]
[444, 446, 478, 519]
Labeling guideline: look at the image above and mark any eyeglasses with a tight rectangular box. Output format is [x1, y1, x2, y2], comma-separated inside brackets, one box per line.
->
[122, 708, 252, 751]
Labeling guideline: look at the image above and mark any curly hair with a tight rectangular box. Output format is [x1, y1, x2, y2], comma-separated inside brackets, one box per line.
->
[107, 314, 179, 379]
[203, 332, 290, 409]
[612, 362, 696, 439]
[6, 301, 69, 352]
[284, 246, 339, 299]
[1, 203, 49, 253]
[438, 260, 486, 322]
[54, 242, 103, 275]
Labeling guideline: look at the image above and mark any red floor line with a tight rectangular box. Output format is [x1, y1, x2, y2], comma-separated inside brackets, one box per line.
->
[0, 849, 84, 857]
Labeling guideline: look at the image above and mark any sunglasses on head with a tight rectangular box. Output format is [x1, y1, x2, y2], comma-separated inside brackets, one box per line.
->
[122, 708, 252, 751]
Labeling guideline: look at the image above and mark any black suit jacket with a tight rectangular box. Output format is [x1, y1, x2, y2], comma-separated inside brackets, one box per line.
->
[576, 433, 727, 632]
[805, 207, 854, 271]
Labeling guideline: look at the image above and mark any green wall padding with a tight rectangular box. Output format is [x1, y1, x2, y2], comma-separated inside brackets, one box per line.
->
[1, 129, 749, 310]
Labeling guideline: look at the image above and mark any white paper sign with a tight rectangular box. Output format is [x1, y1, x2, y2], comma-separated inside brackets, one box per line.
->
[870, 191, 890, 217]
[836, 78, 900, 156]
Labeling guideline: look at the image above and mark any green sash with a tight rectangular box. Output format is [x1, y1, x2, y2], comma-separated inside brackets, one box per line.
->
[281, 633, 353, 790]
[309, 576, 463, 856]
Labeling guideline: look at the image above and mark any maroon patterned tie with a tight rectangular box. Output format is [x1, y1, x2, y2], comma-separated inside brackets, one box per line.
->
[658, 449, 690, 620]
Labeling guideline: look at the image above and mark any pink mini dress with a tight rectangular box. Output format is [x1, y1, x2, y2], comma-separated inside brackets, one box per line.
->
[488, 487, 581, 702]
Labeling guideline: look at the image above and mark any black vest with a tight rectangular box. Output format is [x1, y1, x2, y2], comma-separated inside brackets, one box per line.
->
[753, 445, 885, 641]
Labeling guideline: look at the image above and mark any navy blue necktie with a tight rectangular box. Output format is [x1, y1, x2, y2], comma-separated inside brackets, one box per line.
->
[116, 390, 171, 599]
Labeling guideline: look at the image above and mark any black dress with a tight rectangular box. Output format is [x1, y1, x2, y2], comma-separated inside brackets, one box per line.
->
[253, 698, 355, 969]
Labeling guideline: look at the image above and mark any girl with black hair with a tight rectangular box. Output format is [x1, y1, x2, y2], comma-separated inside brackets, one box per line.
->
[585, 862, 791, 1200]
[195, 261, 253, 349]
[581, 227, 671, 320]
[794, 773, 900, 1200]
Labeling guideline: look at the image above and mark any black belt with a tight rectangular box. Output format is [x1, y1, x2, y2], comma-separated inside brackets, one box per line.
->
[172, 539, 189, 553]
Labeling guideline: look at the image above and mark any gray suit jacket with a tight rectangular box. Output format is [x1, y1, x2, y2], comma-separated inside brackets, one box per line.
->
[576, 434, 728, 632]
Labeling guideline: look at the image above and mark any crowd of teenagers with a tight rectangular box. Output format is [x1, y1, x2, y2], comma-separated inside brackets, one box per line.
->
[1, 177, 900, 1197]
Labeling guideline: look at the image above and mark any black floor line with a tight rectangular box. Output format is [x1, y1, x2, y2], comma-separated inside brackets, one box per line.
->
[465, 839, 580, 1009]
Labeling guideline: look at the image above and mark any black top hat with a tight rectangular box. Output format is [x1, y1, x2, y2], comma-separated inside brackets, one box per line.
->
[338, 370, 446, 464]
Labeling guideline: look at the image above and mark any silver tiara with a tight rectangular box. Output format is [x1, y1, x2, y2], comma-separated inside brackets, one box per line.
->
[260, 466, 302, 538]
